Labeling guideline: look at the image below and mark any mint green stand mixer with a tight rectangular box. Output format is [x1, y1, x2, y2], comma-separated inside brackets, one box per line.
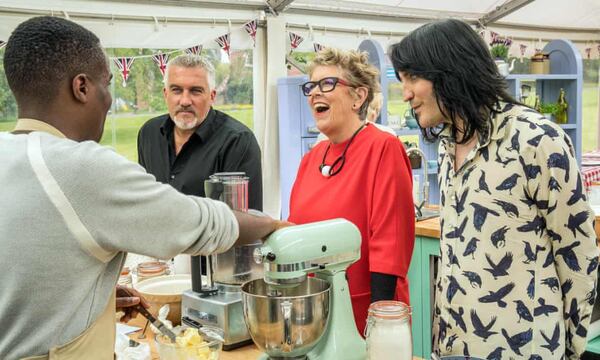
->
[241, 219, 367, 360]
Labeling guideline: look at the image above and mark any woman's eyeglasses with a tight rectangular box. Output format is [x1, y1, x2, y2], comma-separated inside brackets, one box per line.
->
[300, 77, 351, 96]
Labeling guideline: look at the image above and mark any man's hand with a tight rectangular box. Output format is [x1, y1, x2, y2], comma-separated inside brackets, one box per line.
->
[274, 220, 294, 232]
[116, 285, 150, 323]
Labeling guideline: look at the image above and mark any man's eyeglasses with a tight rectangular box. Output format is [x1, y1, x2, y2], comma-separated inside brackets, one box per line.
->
[300, 77, 351, 96]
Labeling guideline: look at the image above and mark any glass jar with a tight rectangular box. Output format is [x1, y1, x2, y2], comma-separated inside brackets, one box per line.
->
[118, 266, 132, 286]
[365, 300, 412, 360]
[135, 261, 169, 283]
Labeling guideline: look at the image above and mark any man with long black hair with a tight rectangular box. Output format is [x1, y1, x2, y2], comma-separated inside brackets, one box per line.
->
[390, 19, 598, 359]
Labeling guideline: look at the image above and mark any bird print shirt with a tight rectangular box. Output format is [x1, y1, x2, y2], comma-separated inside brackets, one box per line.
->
[432, 102, 599, 360]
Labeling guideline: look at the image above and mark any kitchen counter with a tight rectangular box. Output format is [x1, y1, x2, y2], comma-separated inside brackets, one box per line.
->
[415, 216, 441, 239]
[415, 214, 600, 240]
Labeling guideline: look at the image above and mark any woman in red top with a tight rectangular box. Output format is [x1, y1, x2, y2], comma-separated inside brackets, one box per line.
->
[288, 48, 415, 334]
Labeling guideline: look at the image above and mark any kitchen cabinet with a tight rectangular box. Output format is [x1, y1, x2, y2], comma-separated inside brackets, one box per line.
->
[409, 218, 441, 358]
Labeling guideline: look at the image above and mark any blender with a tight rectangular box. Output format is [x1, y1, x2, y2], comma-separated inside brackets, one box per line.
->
[181, 172, 263, 349]
[241, 218, 367, 359]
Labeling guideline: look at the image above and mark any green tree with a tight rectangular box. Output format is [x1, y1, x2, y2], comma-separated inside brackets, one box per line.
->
[0, 49, 18, 122]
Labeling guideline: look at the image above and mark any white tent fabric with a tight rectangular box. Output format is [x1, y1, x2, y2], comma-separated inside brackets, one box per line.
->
[1, 0, 599, 217]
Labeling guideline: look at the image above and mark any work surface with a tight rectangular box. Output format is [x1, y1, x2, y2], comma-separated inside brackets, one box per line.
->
[415, 214, 600, 241]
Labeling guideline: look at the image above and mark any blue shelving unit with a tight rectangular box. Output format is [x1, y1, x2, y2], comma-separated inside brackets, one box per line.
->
[505, 39, 583, 164]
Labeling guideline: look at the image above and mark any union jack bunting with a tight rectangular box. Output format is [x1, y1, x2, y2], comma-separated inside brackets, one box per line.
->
[519, 44, 527, 56]
[313, 43, 324, 53]
[244, 19, 258, 47]
[289, 32, 304, 52]
[586, 47, 592, 59]
[184, 45, 203, 56]
[113, 57, 135, 87]
[215, 33, 231, 58]
[0, 40, 6, 49]
[152, 53, 169, 77]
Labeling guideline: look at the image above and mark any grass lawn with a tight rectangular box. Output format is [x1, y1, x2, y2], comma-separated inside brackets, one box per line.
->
[0, 106, 253, 162]
[1, 86, 598, 162]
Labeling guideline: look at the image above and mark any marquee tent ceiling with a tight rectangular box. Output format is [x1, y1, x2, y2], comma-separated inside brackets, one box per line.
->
[0, 0, 599, 50]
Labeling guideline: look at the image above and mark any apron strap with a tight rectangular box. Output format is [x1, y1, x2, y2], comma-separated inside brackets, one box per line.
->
[26, 132, 116, 263]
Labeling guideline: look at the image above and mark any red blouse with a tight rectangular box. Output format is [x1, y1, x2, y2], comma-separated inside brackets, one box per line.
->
[288, 123, 415, 333]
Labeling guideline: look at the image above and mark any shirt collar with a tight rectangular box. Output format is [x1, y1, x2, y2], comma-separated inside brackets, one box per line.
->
[160, 107, 217, 143]
[438, 101, 507, 148]
[13, 118, 67, 138]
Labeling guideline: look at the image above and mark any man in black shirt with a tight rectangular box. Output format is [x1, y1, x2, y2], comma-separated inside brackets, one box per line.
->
[137, 54, 262, 210]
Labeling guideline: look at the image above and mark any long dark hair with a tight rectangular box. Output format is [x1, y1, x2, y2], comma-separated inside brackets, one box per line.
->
[389, 19, 518, 144]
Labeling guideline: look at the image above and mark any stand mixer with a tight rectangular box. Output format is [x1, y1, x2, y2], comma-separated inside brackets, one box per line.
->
[182, 172, 262, 349]
[242, 218, 367, 360]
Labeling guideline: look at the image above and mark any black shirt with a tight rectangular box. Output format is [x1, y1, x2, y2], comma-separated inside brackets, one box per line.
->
[137, 108, 263, 210]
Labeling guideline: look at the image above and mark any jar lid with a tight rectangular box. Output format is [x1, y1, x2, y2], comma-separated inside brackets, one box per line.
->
[137, 261, 168, 276]
[368, 300, 411, 320]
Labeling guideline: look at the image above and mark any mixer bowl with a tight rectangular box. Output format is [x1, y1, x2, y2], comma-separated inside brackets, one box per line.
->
[241, 278, 330, 358]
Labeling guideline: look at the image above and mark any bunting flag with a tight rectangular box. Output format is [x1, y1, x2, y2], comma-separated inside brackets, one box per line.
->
[597, 44, 600, 57]
[113, 57, 135, 87]
[0, 40, 6, 49]
[184, 45, 203, 56]
[289, 32, 304, 53]
[152, 53, 169, 77]
[586, 47, 592, 59]
[478, 29, 485, 39]
[244, 19, 258, 47]
[215, 33, 231, 58]
[313, 43, 325, 53]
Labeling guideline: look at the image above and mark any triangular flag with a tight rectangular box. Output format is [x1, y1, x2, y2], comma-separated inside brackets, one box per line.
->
[0, 40, 6, 49]
[585, 47, 592, 59]
[244, 19, 258, 47]
[152, 53, 169, 78]
[184, 45, 203, 56]
[313, 43, 325, 53]
[113, 57, 135, 87]
[597, 44, 600, 58]
[215, 33, 231, 59]
[289, 32, 304, 53]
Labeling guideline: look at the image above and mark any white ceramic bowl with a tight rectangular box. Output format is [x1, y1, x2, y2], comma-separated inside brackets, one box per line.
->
[134, 274, 193, 326]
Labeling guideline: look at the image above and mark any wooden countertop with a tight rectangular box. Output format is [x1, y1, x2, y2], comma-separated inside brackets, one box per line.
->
[415, 216, 441, 239]
[415, 214, 600, 240]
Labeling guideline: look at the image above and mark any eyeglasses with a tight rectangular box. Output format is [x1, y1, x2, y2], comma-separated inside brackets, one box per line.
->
[300, 77, 351, 96]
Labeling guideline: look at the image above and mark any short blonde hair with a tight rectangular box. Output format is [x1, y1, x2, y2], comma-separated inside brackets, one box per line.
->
[307, 48, 381, 120]
[367, 92, 384, 122]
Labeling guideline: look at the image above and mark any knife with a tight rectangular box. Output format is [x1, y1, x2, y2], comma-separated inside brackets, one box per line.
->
[135, 304, 178, 343]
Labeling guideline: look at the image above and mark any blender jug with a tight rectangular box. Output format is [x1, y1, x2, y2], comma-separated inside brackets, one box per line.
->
[191, 172, 263, 294]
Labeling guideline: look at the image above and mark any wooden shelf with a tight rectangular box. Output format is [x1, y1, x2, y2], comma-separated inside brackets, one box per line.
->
[506, 74, 578, 81]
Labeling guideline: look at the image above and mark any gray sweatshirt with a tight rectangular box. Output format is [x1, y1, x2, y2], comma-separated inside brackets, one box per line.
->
[0, 131, 238, 359]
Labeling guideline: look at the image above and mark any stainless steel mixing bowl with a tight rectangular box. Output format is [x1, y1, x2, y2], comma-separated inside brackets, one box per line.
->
[241, 278, 330, 358]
